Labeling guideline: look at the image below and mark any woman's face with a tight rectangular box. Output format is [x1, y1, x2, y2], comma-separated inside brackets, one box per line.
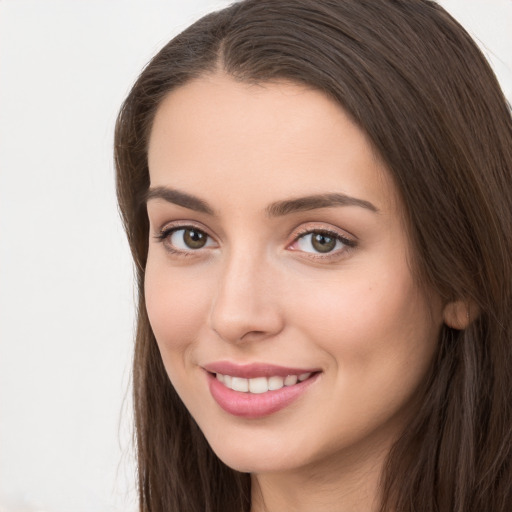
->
[145, 74, 444, 474]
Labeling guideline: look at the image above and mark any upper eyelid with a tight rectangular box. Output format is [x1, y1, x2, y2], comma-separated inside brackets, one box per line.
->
[289, 222, 357, 242]
[291, 230, 356, 251]
[157, 220, 217, 238]
[294, 227, 347, 238]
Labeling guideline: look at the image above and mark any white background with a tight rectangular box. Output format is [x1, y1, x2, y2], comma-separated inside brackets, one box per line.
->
[0, 1, 510, 511]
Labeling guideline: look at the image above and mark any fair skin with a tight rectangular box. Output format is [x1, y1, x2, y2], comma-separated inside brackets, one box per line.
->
[145, 73, 450, 512]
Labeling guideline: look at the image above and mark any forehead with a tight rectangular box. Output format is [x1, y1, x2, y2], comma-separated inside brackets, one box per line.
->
[147, 73, 398, 215]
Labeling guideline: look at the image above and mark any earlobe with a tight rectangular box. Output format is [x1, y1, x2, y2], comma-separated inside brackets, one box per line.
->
[443, 300, 474, 330]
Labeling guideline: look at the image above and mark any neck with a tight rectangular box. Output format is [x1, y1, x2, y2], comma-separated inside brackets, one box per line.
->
[250, 445, 387, 512]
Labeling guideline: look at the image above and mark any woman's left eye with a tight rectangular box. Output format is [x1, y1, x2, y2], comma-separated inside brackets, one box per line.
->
[291, 230, 355, 255]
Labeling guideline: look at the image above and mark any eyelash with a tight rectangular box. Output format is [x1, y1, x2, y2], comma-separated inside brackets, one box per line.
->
[154, 224, 357, 260]
[290, 227, 357, 260]
[154, 224, 214, 257]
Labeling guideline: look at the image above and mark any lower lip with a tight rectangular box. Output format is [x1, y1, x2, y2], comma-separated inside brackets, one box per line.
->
[207, 372, 320, 419]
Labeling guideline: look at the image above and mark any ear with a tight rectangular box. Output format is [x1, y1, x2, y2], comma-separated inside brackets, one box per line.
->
[443, 300, 476, 330]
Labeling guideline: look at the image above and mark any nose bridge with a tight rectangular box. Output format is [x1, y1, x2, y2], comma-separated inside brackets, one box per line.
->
[209, 245, 283, 343]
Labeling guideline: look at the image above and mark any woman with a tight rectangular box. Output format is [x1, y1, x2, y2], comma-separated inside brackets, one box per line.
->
[114, 1, 512, 510]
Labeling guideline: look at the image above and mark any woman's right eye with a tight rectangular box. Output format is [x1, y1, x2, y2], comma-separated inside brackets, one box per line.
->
[156, 227, 216, 252]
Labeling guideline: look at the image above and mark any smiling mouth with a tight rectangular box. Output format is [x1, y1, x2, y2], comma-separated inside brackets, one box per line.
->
[212, 372, 315, 394]
[206, 368, 321, 418]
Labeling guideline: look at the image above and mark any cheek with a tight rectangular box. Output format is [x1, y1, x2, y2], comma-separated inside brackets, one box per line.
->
[284, 268, 441, 445]
[144, 256, 213, 355]
[287, 261, 440, 374]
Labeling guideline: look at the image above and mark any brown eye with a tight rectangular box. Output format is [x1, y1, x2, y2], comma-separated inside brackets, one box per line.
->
[294, 230, 352, 255]
[166, 227, 215, 251]
[183, 229, 208, 249]
[311, 233, 337, 253]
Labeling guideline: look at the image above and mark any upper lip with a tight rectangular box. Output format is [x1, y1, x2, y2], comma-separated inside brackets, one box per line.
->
[202, 361, 321, 378]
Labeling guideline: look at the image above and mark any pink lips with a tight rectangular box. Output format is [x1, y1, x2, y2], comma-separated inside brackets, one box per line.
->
[203, 361, 320, 419]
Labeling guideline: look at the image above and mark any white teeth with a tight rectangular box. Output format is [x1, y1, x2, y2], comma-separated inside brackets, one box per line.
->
[284, 375, 298, 386]
[249, 377, 268, 394]
[215, 372, 313, 393]
[268, 376, 285, 390]
[231, 377, 249, 392]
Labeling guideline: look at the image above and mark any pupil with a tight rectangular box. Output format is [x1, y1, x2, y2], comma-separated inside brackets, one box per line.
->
[184, 229, 207, 249]
[312, 233, 336, 253]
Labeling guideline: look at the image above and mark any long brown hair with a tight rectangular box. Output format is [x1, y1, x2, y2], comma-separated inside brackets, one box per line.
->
[114, 1, 512, 510]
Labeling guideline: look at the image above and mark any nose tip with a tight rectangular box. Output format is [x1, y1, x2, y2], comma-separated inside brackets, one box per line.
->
[212, 322, 276, 344]
[208, 258, 284, 344]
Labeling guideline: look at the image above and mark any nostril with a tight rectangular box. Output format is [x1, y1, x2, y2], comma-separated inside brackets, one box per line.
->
[240, 330, 266, 341]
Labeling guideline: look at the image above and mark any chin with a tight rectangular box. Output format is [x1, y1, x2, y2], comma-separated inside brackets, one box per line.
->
[213, 447, 302, 474]
[202, 425, 317, 474]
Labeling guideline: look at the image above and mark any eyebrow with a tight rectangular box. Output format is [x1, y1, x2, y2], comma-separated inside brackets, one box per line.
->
[266, 193, 379, 216]
[145, 186, 214, 215]
[145, 186, 378, 216]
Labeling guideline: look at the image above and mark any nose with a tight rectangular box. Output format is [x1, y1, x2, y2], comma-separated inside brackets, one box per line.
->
[209, 250, 284, 344]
